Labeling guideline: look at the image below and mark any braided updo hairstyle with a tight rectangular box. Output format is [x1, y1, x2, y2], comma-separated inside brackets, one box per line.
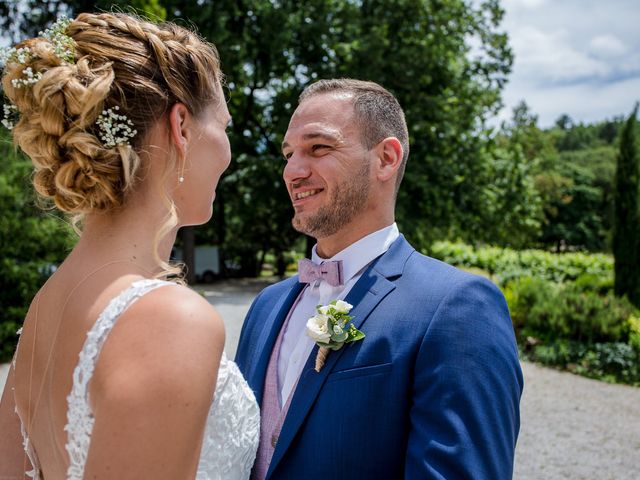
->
[2, 12, 222, 215]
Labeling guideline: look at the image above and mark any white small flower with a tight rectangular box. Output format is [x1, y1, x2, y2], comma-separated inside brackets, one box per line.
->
[96, 106, 137, 148]
[39, 16, 74, 63]
[306, 314, 332, 344]
[318, 305, 331, 315]
[1, 103, 19, 130]
[334, 300, 353, 314]
[1, 16, 75, 92]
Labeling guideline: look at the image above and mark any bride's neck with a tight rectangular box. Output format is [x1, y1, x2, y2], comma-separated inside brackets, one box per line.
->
[73, 206, 178, 273]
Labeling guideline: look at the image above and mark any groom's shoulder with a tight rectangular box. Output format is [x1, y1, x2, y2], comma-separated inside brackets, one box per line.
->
[400, 244, 501, 298]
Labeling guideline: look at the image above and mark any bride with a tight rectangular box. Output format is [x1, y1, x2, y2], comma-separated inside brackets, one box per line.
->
[0, 12, 259, 479]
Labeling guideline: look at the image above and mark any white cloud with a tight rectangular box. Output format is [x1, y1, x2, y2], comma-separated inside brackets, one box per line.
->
[503, 0, 549, 9]
[511, 26, 609, 84]
[589, 35, 627, 58]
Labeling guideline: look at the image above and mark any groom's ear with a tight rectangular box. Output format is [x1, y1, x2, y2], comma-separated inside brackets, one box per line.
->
[374, 137, 403, 184]
[168, 103, 190, 159]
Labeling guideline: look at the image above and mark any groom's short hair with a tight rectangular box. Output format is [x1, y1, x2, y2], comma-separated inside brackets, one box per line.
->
[299, 79, 409, 191]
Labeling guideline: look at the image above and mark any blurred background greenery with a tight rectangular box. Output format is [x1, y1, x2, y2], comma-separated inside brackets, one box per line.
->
[1, 0, 638, 383]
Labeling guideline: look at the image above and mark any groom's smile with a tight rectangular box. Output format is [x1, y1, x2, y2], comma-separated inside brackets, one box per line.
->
[291, 186, 325, 209]
[294, 188, 322, 201]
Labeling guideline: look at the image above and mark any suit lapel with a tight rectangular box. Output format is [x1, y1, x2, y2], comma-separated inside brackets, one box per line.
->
[248, 280, 305, 405]
[266, 236, 414, 478]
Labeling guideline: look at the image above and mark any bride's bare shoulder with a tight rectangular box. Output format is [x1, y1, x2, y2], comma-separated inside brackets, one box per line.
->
[90, 283, 225, 403]
[122, 282, 224, 334]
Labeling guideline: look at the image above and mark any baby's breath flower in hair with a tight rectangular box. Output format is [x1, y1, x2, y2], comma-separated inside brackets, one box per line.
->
[1, 103, 19, 130]
[11, 66, 43, 88]
[1, 16, 75, 89]
[96, 106, 138, 148]
[39, 16, 75, 63]
[0, 46, 31, 67]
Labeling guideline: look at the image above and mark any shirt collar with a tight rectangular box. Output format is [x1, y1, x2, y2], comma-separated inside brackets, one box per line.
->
[311, 223, 399, 284]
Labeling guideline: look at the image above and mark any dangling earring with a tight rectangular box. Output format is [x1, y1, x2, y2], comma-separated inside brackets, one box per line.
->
[178, 160, 185, 184]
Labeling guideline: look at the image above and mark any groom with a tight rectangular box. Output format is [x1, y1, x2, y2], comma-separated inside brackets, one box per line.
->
[235, 79, 523, 479]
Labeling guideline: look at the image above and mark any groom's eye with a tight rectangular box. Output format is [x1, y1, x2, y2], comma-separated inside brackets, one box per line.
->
[311, 144, 330, 153]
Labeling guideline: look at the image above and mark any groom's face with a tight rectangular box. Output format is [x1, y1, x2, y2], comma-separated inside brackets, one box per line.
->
[282, 93, 374, 239]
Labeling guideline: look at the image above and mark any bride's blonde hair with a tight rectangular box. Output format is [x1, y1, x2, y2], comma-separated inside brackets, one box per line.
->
[2, 12, 223, 278]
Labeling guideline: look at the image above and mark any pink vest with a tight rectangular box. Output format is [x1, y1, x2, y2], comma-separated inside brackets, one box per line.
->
[251, 299, 301, 480]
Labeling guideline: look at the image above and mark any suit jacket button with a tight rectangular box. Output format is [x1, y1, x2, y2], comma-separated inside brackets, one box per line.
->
[271, 434, 278, 448]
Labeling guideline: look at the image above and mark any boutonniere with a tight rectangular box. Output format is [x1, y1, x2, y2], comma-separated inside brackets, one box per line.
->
[305, 300, 365, 372]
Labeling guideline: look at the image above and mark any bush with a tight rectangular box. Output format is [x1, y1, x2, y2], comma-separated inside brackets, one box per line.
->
[506, 276, 637, 344]
[529, 340, 640, 385]
[429, 241, 613, 284]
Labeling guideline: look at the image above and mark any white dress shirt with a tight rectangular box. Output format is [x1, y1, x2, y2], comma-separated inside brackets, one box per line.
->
[277, 223, 400, 404]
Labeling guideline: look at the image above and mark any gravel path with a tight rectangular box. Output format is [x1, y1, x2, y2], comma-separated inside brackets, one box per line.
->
[515, 361, 640, 479]
[2, 278, 639, 478]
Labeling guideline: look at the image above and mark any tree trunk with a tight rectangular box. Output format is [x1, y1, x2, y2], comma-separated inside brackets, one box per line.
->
[181, 226, 197, 285]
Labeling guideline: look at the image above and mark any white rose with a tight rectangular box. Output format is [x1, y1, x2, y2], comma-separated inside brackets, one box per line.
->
[318, 305, 331, 315]
[334, 300, 353, 314]
[306, 314, 332, 343]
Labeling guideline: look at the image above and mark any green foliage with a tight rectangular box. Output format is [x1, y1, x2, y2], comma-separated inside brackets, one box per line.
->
[536, 162, 608, 251]
[613, 103, 640, 307]
[627, 314, 640, 351]
[552, 116, 623, 152]
[477, 143, 543, 249]
[505, 277, 635, 344]
[506, 275, 640, 385]
[429, 240, 613, 284]
[495, 103, 623, 252]
[528, 340, 640, 385]
[0, 132, 74, 361]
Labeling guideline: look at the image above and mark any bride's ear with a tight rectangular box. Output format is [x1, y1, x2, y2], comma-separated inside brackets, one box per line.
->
[168, 103, 190, 158]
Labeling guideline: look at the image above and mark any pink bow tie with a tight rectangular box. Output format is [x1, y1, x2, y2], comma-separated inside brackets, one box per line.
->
[298, 259, 344, 286]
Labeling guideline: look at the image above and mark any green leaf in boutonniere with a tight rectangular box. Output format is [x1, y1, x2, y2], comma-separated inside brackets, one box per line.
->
[305, 300, 365, 372]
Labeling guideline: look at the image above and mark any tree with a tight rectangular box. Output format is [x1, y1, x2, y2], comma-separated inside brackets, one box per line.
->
[613, 103, 640, 306]
[555, 114, 573, 131]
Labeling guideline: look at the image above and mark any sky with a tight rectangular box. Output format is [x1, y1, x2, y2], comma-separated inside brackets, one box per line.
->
[497, 0, 640, 127]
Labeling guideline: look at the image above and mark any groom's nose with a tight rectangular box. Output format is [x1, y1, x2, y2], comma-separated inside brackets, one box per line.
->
[283, 152, 312, 183]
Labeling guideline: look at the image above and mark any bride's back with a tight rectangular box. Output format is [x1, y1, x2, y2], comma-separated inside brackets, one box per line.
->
[13, 260, 148, 478]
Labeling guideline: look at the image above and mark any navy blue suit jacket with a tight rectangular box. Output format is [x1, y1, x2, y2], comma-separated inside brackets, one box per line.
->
[235, 236, 523, 479]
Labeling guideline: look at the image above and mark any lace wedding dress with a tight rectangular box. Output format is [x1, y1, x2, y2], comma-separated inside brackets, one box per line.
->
[16, 279, 260, 480]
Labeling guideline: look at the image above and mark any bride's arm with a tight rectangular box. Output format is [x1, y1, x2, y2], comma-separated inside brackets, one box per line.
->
[83, 285, 225, 479]
[0, 366, 31, 479]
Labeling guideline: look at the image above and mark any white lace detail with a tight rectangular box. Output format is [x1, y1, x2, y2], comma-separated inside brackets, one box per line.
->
[14, 326, 40, 478]
[62, 279, 259, 480]
[196, 353, 261, 480]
